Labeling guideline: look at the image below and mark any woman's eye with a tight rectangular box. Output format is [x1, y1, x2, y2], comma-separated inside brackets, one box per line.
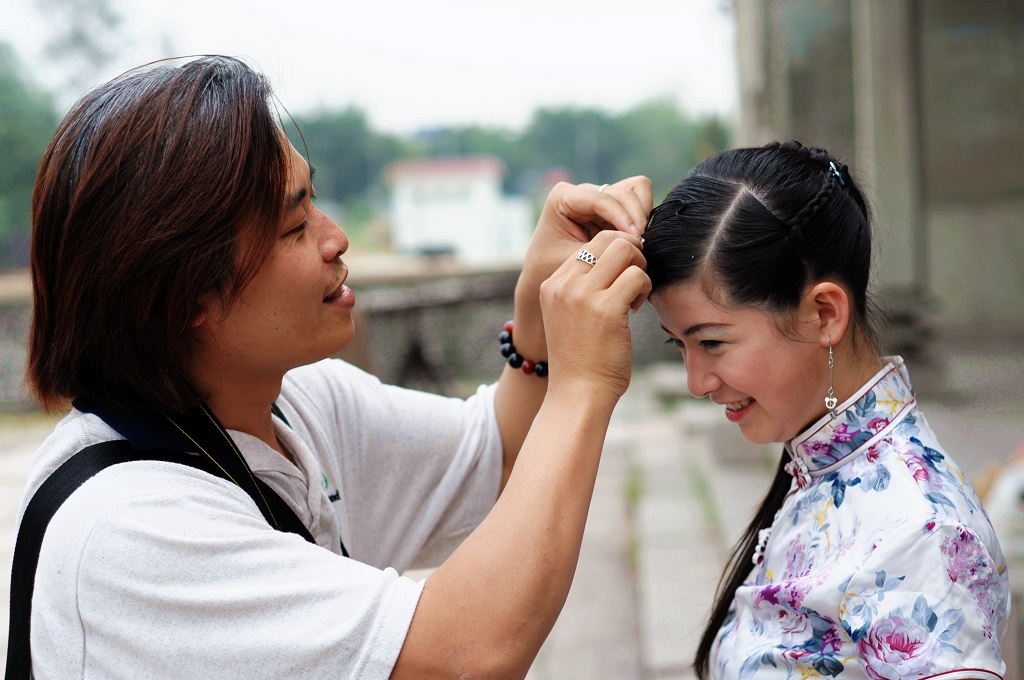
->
[699, 340, 723, 351]
[664, 338, 685, 349]
[287, 221, 308, 236]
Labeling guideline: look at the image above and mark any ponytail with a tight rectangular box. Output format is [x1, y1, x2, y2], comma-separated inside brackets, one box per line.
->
[693, 452, 792, 678]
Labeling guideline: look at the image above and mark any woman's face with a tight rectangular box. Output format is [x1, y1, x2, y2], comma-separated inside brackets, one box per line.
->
[194, 141, 355, 382]
[650, 281, 829, 444]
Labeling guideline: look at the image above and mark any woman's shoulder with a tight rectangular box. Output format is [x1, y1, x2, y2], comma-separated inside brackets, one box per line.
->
[866, 409, 988, 519]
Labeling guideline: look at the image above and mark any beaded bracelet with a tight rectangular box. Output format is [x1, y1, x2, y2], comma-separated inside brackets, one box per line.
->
[498, 320, 549, 377]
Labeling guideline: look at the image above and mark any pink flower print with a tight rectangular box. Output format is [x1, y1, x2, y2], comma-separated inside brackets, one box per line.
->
[752, 594, 814, 641]
[774, 605, 813, 638]
[866, 444, 881, 463]
[820, 625, 843, 654]
[832, 423, 855, 443]
[857, 615, 939, 680]
[939, 526, 1001, 636]
[904, 452, 934, 485]
[941, 529, 985, 583]
[784, 538, 810, 579]
[807, 439, 831, 457]
[758, 584, 782, 606]
[867, 417, 889, 433]
[756, 582, 807, 611]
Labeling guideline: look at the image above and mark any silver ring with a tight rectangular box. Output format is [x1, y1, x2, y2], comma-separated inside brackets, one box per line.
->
[597, 184, 609, 193]
[575, 248, 597, 267]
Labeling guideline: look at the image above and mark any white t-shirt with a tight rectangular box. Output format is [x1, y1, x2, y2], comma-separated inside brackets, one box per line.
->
[18, 358, 503, 679]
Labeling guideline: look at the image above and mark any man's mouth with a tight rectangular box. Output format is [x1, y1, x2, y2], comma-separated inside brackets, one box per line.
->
[323, 283, 344, 303]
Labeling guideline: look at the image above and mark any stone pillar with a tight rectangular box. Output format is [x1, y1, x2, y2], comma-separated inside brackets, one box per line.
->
[851, 0, 925, 296]
[734, 0, 768, 145]
[851, 0, 934, 375]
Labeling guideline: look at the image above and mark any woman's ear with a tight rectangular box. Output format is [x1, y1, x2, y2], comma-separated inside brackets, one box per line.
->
[804, 281, 851, 348]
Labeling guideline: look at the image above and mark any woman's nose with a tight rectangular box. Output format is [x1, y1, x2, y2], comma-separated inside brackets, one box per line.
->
[686, 358, 720, 399]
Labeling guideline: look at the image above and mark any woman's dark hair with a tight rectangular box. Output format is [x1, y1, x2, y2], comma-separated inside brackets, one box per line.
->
[28, 56, 289, 414]
[642, 140, 875, 678]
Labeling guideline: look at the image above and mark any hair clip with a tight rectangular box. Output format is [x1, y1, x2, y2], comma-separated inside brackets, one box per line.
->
[645, 198, 687, 232]
[829, 161, 845, 187]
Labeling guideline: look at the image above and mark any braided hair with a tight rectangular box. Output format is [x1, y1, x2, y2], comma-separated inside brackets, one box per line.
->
[642, 140, 876, 679]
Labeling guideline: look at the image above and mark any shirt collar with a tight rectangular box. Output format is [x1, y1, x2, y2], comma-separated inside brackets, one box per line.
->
[73, 397, 197, 453]
[785, 356, 916, 476]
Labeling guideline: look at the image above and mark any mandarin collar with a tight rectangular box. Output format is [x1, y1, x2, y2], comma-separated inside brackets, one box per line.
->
[784, 356, 916, 479]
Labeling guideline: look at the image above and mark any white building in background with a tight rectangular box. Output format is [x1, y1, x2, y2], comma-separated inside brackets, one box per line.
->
[384, 156, 533, 265]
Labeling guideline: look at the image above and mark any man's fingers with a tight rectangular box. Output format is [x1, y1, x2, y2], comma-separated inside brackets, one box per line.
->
[559, 177, 653, 237]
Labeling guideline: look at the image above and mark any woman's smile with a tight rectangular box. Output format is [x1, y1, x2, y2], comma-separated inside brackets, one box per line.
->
[724, 397, 756, 422]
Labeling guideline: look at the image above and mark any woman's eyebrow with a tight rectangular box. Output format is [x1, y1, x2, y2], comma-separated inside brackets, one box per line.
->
[661, 322, 728, 337]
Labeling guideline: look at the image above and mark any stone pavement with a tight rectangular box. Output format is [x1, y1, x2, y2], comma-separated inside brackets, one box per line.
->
[528, 364, 770, 680]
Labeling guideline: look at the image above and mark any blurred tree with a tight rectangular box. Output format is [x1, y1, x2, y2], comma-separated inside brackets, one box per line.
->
[36, 0, 124, 94]
[282, 97, 730, 247]
[519, 107, 632, 187]
[0, 44, 58, 268]
[289, 107, 405, 204]
[615, 99, 732, 200]
[616, 99, 701, 200]
[416, 125, 518, 160]
[411, 102, 730, 200]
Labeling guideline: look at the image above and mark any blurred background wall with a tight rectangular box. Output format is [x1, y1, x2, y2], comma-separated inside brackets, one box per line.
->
[734, 0, 1024, 355]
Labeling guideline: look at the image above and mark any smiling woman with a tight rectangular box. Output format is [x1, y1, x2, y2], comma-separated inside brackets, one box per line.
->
[644, 141, 1009, 679]
[11, 55, 653, 679]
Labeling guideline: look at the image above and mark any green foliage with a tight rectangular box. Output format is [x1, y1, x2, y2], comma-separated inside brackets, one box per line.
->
[0, 44, 58, 267]
[520, 107, 634, 187]
[290, 98, 731, 227]
[287, 108, 406, 204]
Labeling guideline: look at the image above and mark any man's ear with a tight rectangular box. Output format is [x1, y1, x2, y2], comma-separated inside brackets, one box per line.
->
[189, 304, 208, 328]
[804, 281, 851, 347]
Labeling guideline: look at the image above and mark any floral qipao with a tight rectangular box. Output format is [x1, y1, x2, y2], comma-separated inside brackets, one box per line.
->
[712, 358, 1010, 679]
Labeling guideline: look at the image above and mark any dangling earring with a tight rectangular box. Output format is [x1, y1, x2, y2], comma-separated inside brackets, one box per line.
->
[825, 342, 839, 419]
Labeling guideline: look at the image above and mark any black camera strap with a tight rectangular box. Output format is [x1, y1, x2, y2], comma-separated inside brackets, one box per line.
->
[5, 401, 326, 679]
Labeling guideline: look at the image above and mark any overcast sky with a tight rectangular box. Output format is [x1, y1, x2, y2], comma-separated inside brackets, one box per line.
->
[2, 0, 738, 133]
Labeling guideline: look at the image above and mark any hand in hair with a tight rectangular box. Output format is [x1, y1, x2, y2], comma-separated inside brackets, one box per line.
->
[540, 229, 650, 403]
[397, 229, 649, 680]
[494, 177, 651, 491]
[510, 176, 653, 360]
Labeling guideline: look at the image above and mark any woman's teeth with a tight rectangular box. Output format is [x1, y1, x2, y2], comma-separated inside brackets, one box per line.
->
[726, 398, 753, 411]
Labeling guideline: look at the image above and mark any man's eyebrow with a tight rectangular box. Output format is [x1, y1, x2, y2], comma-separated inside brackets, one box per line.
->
[288, 163, 318, 208]
[661, 323, 728, 337]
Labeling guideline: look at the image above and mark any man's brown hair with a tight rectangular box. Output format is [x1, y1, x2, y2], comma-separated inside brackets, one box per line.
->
[28, 56, 289, 414]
